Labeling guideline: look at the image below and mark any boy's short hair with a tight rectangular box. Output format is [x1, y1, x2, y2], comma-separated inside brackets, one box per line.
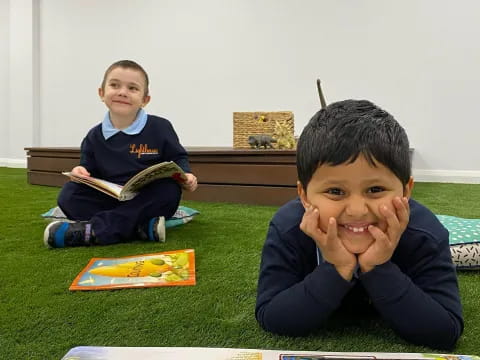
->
[297, 99, 411, 189]
[101, 60, 150, 97]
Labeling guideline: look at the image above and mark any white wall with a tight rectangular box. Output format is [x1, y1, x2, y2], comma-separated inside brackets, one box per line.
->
[4, 0, 480, 182]
[0, 0, 9, 162]
[4, 0, 38, 167]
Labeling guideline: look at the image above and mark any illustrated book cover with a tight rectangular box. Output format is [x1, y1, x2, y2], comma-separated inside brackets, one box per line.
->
[63, 161, 187, 201]
[61, 346, 479, 360]
[69, 249, 195, 291]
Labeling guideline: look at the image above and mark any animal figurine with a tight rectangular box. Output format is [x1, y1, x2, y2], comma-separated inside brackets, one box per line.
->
[248, 135, 277, 149]
[273, 120, 296, 149]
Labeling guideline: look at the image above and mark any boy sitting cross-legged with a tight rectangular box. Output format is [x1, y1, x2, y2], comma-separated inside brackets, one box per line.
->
[44, 60, 197, 248]
[255, 99, 463, 350]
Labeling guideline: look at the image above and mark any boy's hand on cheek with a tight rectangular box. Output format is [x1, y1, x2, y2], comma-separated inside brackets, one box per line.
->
[300, 206, 357, 281]
[359, 197, 410, 273]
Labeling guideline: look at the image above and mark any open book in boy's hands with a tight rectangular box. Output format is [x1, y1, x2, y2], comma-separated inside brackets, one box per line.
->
[63, 161, 187, 201]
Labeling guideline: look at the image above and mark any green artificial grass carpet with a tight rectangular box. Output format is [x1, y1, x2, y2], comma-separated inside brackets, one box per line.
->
[0, 168, 479, 359]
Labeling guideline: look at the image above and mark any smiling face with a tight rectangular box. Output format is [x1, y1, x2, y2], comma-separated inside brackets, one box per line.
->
[298, 155, 413, 254]
[98, 66, 150, 123]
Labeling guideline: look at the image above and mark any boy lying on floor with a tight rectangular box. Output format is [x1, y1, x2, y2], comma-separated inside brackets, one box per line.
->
[255, 99, 463, 350]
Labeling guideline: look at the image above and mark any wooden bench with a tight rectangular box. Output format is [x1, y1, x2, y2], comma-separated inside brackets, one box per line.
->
[25, 147, 298, 206]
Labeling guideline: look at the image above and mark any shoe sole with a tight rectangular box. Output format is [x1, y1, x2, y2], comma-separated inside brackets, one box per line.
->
[156, 216, 166, 242]
[44, 220, 61, 248]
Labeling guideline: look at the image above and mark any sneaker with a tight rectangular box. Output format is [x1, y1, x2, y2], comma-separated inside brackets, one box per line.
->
[138, 216, 166, 242]
[44, 221, 95, 248]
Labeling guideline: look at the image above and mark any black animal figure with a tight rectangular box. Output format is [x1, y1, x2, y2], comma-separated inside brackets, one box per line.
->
[248, 135, 277, 149]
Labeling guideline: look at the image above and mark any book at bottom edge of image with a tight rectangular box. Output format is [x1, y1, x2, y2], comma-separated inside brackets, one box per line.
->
[61, 346, 480, 360]
[69, 249, 195, 291]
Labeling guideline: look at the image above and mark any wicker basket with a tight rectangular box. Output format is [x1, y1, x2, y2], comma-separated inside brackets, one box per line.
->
[233, 111, 294, 149]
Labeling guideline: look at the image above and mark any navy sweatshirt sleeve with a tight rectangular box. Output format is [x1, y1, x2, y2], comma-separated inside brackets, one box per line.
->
[79, 128, 98, 174]
[359, 202, 463, 350]
[255, 220, 354, 335]
[160, 119, 190, 173]
[255, 198, 463, 350]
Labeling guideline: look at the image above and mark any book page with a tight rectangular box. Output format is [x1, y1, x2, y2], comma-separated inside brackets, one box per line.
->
[121, 161, 187, 199]
[61, 347, 480, 360]
[63, 172, 123, 199]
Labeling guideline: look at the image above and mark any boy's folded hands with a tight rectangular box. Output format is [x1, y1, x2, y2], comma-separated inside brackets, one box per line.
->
[300, 196, 410, 280]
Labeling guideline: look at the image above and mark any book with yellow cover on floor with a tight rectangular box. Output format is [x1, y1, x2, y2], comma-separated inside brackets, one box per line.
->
[69, 249, 196, 291]
[63, 161, 187, 201]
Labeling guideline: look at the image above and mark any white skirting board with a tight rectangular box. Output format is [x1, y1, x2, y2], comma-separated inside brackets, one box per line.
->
[413, 169, 480, 184]
[0, 158, 27, 168]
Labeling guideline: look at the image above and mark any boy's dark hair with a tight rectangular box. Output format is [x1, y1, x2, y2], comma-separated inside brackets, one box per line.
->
[297, 99, 411, 189]
[101, 60, 150, 97]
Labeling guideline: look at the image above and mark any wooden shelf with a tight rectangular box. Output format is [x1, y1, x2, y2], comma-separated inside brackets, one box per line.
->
[25, 147, 298, 206]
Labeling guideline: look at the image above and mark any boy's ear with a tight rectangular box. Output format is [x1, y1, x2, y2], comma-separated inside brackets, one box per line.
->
[98, 87, 104, 100]
[403, 176, 414, 198]
[142, 95, 151, 108]
[297, 181, 311, 209]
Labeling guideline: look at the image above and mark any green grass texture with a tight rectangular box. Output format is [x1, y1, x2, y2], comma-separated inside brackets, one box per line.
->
[0, 168, 479, 359]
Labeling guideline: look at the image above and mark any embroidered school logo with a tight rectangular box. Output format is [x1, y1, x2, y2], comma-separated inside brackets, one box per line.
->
[130, 144, 159, 158]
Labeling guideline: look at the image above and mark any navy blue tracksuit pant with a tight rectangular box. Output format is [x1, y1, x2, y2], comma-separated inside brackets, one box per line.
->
[57, 178, 181, 245]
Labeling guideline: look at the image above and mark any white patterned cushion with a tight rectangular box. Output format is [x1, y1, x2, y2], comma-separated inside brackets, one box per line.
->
[437, 215, 480, 270]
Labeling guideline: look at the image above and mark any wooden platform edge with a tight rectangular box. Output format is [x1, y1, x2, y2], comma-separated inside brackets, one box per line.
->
[25, 147, 299, 206]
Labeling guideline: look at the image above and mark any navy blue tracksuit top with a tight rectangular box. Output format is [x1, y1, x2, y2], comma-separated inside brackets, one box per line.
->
[255, 198, 463, 350]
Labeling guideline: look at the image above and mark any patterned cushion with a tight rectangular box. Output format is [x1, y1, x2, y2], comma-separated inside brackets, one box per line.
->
[437, 215, 480, 270]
